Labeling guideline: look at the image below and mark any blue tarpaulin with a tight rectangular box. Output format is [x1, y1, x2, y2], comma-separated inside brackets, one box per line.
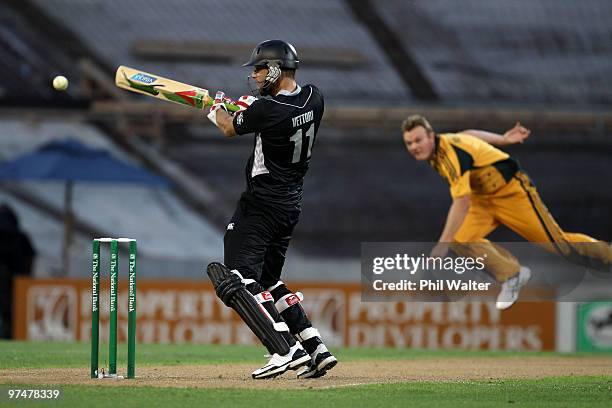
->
[0, 138, 169, 275]
[0, 138, 168, 186]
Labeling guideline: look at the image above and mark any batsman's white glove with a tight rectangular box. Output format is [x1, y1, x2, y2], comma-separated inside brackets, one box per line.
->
[235, 95, 257, 112]
[207, 91, 229, 127]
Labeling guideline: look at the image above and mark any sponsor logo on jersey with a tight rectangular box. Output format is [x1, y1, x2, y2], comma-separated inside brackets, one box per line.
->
[236, 112, 244, 126]
[227, 223, 234, 230]
[131, 73, 157, 84]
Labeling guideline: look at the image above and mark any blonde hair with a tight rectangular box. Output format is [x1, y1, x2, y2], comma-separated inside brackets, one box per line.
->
[401, 114, 434, 133]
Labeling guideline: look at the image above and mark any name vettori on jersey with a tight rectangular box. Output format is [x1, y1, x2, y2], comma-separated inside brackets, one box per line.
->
[292, 110, 314, 127]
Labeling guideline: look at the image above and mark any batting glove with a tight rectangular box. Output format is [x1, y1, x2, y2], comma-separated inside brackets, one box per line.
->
[207, 91, 229, 127]
[235, 95, 257, 112]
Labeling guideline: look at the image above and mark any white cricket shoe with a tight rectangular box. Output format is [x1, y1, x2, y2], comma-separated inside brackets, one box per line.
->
[297, 344, 338, 379]
[251, 343, 310, 379]
[496, 266, 532, 310]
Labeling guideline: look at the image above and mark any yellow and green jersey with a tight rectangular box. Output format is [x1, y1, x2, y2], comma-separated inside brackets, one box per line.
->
[429, 133, 520, 198]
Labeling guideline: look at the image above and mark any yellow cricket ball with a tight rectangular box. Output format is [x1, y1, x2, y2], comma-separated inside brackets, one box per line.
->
[52, 75, 69, 91]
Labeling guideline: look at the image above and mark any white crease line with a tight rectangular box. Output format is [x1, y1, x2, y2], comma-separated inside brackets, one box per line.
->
[318, 382, 374, 389]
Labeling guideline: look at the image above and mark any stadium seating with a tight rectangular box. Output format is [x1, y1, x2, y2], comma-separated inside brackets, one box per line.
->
[0, 1, 609, 278]
[30, 0, 412, 103]
[375, 0, 612, 105]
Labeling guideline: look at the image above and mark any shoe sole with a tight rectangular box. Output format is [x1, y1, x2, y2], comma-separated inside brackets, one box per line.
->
[312, 357, 338, 378]
[495, 301, 515, 311]
[496, 268, 532, 311]
[252, 363, 289, 379]
[297, 356, 338, 379]
[289, 353, 311, 370]
[252, 354, 310, 379]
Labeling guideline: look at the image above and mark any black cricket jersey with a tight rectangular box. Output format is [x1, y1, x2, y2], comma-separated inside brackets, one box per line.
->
[232, 84, 324, 215]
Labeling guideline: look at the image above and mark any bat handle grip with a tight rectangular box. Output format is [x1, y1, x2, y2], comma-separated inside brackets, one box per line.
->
[224, 103, 240, 113]
[204, 99, 240, 113]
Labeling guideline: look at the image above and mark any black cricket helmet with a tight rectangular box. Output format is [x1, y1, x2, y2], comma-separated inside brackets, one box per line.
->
[243, 40, 299, 70]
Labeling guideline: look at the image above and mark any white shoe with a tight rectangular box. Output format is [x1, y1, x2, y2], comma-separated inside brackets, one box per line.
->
[496, 266, 531, 310]
[251, 343, 310, 379]
[297, 344, 338, 379]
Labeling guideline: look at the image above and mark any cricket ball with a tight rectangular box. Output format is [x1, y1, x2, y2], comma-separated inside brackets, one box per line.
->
[53, 75, 69, 91]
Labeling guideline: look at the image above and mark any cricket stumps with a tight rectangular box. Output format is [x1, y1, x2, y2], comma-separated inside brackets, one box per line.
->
[91, 238, 137, 379]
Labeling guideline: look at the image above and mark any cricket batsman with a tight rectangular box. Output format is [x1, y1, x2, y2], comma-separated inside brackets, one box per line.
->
[204, 40, 337, 379]
[402, 114, 611, 310]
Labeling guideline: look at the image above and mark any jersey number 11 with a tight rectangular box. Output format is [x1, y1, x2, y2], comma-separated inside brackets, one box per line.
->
[290, 124, 315, 163]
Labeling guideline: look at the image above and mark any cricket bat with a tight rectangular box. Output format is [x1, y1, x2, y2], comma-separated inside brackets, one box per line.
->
[115, 65, 239, 112]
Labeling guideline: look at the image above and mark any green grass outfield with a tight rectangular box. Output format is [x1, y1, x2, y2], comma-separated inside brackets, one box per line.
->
[1, 341, 611, 407]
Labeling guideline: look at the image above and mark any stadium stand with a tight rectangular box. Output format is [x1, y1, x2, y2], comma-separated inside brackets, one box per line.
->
[0, 0, 609, 278]
[375, 0, 612, 105]
[0, 119, 223, 278]
[29, 0, 412, 103]
[0, 3, 82, 106]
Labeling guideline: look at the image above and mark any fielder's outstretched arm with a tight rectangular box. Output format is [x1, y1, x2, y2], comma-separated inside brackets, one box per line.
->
[462, 122, 530, 146]
[431, 195, 470, 258]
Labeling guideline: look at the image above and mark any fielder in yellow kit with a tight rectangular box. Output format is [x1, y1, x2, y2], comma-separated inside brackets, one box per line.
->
[402, 114, 610, 310]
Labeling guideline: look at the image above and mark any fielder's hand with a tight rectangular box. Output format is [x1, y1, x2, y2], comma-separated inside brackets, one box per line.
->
[503, 122, 531, 145]
[430, 242, 450, 259]
[207, 91, 229, 127]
